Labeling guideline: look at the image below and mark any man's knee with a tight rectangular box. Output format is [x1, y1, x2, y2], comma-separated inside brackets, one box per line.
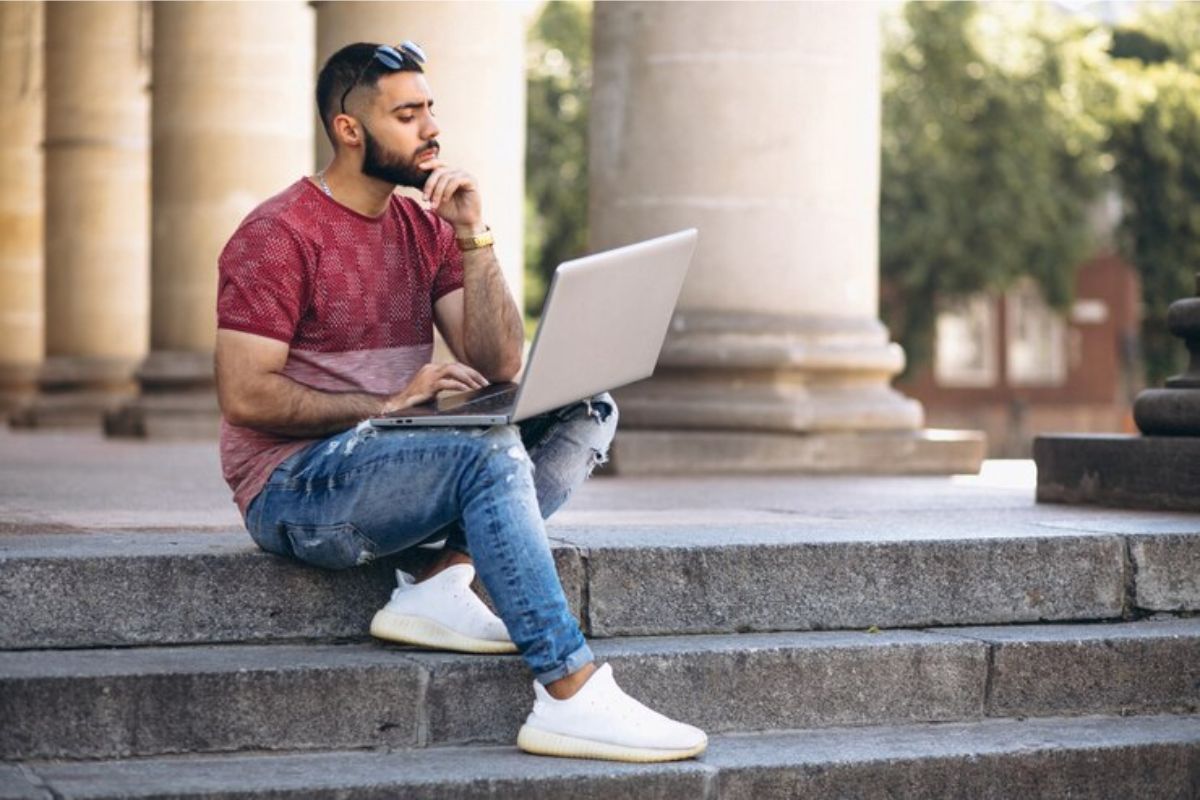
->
[582, 392, 618, 452]
[469, 424, 534, 480]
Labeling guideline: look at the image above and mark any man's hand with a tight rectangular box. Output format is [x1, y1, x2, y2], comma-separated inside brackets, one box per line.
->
[381, 362, 490, 414]
[419, 159, 484, 232]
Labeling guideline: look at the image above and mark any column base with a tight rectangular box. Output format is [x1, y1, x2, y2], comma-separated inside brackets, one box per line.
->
[9, 356, 139, 429]
[105, 391, 220, 439]
[615, 312, 926, 433]
[1035, 433, 1200, 512]
[0, 362, 41, 416]
[608, 428, 986, 476]
[10, 389, 136, 429]
[105, 350, 220, 439]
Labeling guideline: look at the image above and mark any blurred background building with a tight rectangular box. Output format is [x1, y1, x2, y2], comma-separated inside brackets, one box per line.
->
[4, 0, 1198, 466]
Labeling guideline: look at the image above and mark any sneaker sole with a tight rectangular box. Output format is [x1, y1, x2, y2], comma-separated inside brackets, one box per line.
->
[369, 609, 518, 654]
[516, 724, 707, 763]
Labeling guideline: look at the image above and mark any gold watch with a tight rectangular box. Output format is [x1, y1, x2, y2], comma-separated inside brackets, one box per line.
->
[456, 226, 494, 252]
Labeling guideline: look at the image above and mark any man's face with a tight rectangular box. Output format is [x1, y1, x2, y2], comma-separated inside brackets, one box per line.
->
[354, 71, 440, 189]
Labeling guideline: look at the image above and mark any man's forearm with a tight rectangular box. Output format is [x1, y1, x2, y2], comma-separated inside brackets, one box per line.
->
[461, 243, 524, 381]
[224, 371, 383, 439]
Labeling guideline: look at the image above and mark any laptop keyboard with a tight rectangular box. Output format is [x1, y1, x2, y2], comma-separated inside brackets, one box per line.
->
[439, 384, 518, 415]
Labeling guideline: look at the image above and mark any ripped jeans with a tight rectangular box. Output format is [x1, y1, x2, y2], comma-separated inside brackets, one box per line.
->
[245, 393, 617, 685]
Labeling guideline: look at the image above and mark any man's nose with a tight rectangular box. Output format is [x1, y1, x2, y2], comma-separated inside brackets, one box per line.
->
[422, 116, 439, 140]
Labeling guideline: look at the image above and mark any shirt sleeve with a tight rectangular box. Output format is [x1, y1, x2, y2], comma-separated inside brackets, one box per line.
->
[430, 215, 465, 302]
[216, 218, 308, 344]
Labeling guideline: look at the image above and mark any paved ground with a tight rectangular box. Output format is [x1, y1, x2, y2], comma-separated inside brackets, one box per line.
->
[1, 427, 1196, 538]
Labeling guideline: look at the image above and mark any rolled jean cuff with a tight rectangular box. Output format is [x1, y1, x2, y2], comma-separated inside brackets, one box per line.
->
[532, 641, 595, 686]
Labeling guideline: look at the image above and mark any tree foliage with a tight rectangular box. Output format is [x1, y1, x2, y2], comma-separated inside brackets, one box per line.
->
[1104, 5, 1200, 384]
[882, 1, 1200, 386]
[524, 1, 592, 318]
[880, 1, 1108, 373]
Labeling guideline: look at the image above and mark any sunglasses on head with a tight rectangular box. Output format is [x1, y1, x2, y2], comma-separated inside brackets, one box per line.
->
[339, 41, 427, 114]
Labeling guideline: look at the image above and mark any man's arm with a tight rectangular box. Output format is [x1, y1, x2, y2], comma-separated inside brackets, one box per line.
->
[433, 242, 524, 383]
[422, 159, 524, 382]
[215, 329, 488, 438]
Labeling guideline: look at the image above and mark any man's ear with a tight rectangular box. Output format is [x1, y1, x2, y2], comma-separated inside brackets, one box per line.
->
[332, 113, 363, 150]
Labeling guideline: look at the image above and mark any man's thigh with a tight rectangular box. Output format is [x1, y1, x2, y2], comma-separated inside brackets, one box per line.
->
[247, 423, 506, 569]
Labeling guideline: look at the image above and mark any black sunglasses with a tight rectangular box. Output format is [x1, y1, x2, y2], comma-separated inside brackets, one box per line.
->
[339, 41, 427, 114]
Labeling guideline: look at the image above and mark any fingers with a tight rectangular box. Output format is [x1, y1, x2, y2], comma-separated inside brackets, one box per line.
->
[431, 377, 474, 396]
[441, 362, 489, 389]
[421, 165, 476, 211]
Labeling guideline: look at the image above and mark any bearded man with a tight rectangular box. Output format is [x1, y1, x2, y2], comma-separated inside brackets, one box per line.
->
[213, 41, 706, 763]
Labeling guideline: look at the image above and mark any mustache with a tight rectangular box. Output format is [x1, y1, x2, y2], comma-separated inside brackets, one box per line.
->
[416, 141, 440, 157]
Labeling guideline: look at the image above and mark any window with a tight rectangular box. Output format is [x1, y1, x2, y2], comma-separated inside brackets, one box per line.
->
[1006, 278, 1067, 386]
[935, 294, 998, 388]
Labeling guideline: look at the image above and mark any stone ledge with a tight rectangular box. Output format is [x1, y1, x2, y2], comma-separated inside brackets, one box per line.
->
[1130, 534, 1200, 611]
[609, 428, 986, 476]
[575, 533, 1126, 637]
[0, 631, 982, 760]
[14, 715, 1200, 800]
[4, 621, 1197, 761]
[1035, 434, 1200, 511]
[938, 619, 1200, 718]
[0, 526, 1145, 648]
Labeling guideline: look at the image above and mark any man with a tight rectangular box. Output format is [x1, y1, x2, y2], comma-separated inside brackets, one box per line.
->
[214, 41, 706, 763]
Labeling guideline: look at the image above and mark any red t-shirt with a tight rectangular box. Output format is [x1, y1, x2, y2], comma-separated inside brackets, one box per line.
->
[216, 178, 464, 517]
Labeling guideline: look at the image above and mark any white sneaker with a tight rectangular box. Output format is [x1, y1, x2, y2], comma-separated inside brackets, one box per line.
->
[369, 565, 518, 654]
[516, 663, 708, 762]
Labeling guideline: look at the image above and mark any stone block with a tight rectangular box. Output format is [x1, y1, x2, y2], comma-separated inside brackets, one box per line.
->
[1130, 534, 1200, 611]
[417, 630, 985, 746]
[0, 533, 584, 650]
[416, 653, 531, 745]
[576, 532, 1126, 637]
[590, 631, 985, 734]
[0, 644, 423, 760]
[609, 428, 985, 476]
[0, 533, 402, 648]
[13, 714, 1200, 799]
[1035, 434, 1200, 511]
[945, 620, 1200, 717]
[710, 715, 1200, 800]
[0, 767, 48, 800]
[29, 744, 711, 800]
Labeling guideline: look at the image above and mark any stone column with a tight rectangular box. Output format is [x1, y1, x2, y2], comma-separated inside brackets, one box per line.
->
[13, 1, 150, 428]
[0, 2, 44, 414]
[107, 1, 314, 438]
[314, 1, 527, 316]
[591, 1, 982, 474]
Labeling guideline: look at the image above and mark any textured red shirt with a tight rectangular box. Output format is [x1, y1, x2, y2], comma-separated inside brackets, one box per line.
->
[217, 178, 464, 516]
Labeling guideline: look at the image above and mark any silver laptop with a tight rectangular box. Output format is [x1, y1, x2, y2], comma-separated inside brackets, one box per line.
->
[370, 228, 697, 428]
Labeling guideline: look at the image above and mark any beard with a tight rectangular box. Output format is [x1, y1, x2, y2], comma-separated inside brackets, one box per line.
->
[360, 122, 436, 190]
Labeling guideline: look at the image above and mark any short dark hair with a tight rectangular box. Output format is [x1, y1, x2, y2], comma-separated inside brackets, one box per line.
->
[315, 42, 424, 145]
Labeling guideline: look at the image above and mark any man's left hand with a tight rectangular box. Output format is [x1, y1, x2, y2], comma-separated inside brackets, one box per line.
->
[419, 159, 484, 233]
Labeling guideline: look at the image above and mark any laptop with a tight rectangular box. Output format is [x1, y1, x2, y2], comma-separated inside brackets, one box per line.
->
[369, 228, 697, 428]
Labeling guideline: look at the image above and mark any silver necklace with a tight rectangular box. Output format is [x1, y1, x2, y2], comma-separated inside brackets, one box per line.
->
[316, 171, 333, 198]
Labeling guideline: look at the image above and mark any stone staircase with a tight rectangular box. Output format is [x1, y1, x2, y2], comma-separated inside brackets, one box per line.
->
[2, 483, 1199, 798]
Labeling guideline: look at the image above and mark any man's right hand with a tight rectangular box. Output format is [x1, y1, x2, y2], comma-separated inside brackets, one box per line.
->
[383, 363, 490, 413]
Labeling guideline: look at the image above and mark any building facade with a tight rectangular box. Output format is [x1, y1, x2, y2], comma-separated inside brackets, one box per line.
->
[0, 1, 979, 473]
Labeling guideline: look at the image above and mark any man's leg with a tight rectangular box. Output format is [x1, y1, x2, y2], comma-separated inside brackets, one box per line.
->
[246, 421, 590, 685]
[435, 392, 618, 560]
[246, 411, 705, 762]
[522, 392, 618, 520]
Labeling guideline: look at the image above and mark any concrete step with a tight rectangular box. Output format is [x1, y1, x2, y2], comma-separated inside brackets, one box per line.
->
[3, 714, 1198, 799]
[2, 619, 1197, 761]
[2, 513, 1197, 649]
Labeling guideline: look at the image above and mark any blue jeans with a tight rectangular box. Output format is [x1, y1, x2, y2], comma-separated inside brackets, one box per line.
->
[245, 393, 617, 685]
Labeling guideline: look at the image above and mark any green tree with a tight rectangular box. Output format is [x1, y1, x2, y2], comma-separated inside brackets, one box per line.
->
[880, 2, 1108, 373]
[1104, 4, 1200, 385]
[525, 1, 592, 319]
